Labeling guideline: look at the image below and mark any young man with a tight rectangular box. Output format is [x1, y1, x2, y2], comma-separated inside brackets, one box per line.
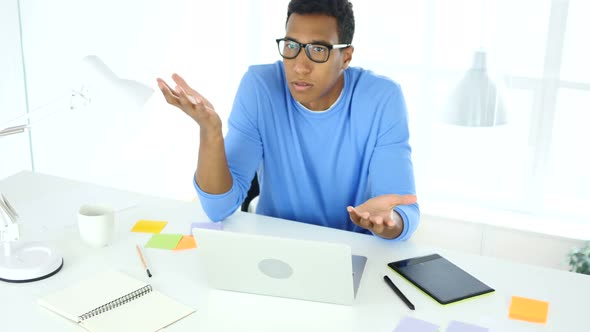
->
[157, 0, 419, 240]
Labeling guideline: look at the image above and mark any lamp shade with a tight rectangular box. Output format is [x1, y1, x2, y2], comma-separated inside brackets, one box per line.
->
[79, 55, 154, 108]
[442, 51, 507, 127]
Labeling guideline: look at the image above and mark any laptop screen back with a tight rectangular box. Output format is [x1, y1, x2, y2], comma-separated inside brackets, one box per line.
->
[193, 228, 366, 305]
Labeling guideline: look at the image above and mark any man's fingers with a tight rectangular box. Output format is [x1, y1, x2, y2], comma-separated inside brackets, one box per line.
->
[157, 78, 180, 98]
[161, 91, 180, 107]
[172, 73, 199, 97]
[176, 85, 198, 105]
[157, 78, 184, 108]
[347, 206, 360, 223]
[370, 215, 385, 233]
[372, 221, 384, 234]
[158, 85, 180, 107]
[370, 215, 383, 225]
[357, 211, 372, 229]
[171, 75, 213, 109]
[176, 86, 196, 109]
[359, 218, 371, 230]
[349, 206, 389, 232]
[347, 206, 369, 228]
[160, 88, 198, 115]
[384, 219, 396, 228]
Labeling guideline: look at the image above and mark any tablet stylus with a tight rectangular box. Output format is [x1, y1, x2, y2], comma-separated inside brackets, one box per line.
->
[383, 275, 415, 310]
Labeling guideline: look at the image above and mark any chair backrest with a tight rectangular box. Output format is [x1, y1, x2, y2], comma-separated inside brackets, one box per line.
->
[241, 173, 260, 212]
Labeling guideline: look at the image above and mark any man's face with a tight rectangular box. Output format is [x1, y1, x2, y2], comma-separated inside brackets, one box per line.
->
[282, 14, 353, 111]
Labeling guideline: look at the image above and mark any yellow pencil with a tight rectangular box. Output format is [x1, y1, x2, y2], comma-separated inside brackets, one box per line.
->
[136, 244, 152, 278]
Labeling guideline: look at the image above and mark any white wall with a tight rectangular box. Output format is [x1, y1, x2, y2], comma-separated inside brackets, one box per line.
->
[0, 0, 32, 177]
[9, 0, 290, 200]
[412, 214, 585, 271]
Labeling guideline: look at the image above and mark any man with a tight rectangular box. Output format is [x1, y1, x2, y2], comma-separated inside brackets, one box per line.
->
[157, 0, 419, 240]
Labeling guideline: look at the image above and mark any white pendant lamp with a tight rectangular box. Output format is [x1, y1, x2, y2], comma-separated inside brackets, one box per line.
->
[443, 50, 507, 127]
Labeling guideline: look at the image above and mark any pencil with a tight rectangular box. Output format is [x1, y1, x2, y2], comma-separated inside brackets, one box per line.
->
[136, 244, 152, 278]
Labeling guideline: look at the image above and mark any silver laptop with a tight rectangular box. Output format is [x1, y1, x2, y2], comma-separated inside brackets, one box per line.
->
[192, 227, 367, 305]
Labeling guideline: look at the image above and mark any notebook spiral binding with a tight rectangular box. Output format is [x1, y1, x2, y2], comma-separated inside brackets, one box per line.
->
[78, 284, 153, 321]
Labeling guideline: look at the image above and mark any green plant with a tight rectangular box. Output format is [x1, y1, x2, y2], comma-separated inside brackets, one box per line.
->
[568, 242, 590, 275]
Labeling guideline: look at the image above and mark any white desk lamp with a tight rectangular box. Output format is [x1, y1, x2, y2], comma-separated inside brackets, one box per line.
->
[0, 56, 153, 282]
[77, 55, 154, 109]
[442, 50, 507, 127]
[0, 193, 63, 282]
[0, 55, 154, 139]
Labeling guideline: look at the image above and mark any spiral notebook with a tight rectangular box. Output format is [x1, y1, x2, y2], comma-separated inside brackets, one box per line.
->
[38, 270, 194, 332]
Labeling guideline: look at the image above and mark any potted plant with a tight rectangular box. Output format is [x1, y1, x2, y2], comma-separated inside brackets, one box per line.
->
[567, 242, 590, 275]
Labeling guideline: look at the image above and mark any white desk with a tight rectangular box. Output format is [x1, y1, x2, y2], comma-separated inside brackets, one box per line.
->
[1, 171, 588, 331]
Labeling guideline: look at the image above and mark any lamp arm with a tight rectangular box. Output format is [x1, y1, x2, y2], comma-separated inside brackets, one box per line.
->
[0, 193, 20, 248]
[0, 124, 27, 137]
[0, 88, 91, 138]
[1, 95, 64, 129]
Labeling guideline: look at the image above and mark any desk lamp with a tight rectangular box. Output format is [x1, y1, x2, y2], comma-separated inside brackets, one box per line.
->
[0, 193, 63, 282]
[0, 55, 154, 140]
[0, 56, 153, 282]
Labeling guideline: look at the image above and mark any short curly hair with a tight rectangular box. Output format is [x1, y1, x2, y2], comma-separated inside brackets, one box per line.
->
[286, 0, 355, 44]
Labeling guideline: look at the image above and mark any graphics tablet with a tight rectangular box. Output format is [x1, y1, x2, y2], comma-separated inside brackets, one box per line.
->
[388, 254, 494, 305]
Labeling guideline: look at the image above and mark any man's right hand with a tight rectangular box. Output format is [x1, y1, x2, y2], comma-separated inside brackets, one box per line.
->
[157, 73, 232, 194]
[157, 73, 222, 137]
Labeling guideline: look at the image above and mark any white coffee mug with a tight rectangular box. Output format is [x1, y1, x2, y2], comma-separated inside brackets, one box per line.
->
[78, 205, 115, 247]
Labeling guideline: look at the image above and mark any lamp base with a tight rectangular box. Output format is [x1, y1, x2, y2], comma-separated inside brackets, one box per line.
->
[0, 242, 63, 283]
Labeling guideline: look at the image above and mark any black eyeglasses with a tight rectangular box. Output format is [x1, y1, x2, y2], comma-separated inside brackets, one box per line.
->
[276, 38, 351, 63]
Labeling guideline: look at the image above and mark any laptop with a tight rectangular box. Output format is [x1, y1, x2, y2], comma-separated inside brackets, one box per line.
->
[192, 227, 367, 305]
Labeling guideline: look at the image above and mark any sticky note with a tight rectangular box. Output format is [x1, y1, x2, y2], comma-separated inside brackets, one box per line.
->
[190, 222, 223, 233]
[508, 296, 549, 323]
[145, 233, 183, 250]
[131, 220, 168, 233]
[392, 316, 439, 332]
[174, 235, 197, 251]
[447, 320, 489, 332]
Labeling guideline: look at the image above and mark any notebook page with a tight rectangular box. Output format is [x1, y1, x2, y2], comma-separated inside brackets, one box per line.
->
[38, 270, 147, 322]
[80, 290, 195, 332]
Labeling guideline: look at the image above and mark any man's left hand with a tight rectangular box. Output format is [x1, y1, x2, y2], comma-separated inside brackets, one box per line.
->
[346, 194, 417, 239]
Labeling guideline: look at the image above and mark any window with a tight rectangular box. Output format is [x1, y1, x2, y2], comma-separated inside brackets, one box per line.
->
[354, 0, 590, 225]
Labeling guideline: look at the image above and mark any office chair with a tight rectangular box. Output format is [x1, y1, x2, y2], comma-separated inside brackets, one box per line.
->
[241, 174, 259, 213]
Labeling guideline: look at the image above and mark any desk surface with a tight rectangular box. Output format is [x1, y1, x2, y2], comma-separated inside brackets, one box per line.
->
[1, 171, 588, 332]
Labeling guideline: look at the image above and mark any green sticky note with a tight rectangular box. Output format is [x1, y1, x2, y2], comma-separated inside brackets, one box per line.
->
[145, 234, 183, 250]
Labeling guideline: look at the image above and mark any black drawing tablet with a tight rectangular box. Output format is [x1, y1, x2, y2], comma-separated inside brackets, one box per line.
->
[388, 254, 494, 305]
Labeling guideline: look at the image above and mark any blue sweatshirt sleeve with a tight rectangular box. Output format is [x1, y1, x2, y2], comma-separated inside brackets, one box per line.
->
[194, 69, 263, 221]
[369, 83, 420, 241]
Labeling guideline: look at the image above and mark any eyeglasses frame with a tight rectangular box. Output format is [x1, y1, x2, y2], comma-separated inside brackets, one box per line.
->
[275, 38, 351, 63]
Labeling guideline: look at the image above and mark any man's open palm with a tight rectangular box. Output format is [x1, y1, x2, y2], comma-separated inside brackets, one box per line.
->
[347, 194, 417, 237]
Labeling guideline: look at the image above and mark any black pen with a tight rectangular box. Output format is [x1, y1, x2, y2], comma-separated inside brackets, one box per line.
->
[383, 275, 415, 310]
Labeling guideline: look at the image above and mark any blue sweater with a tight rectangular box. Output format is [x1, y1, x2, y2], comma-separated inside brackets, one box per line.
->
[195, 61, 419, 240]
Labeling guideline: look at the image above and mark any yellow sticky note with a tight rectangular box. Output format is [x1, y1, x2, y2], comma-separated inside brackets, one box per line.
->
[131, 220, 168, 233]
[508, 296, 549, 323]
[174, 235, 197, 251]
